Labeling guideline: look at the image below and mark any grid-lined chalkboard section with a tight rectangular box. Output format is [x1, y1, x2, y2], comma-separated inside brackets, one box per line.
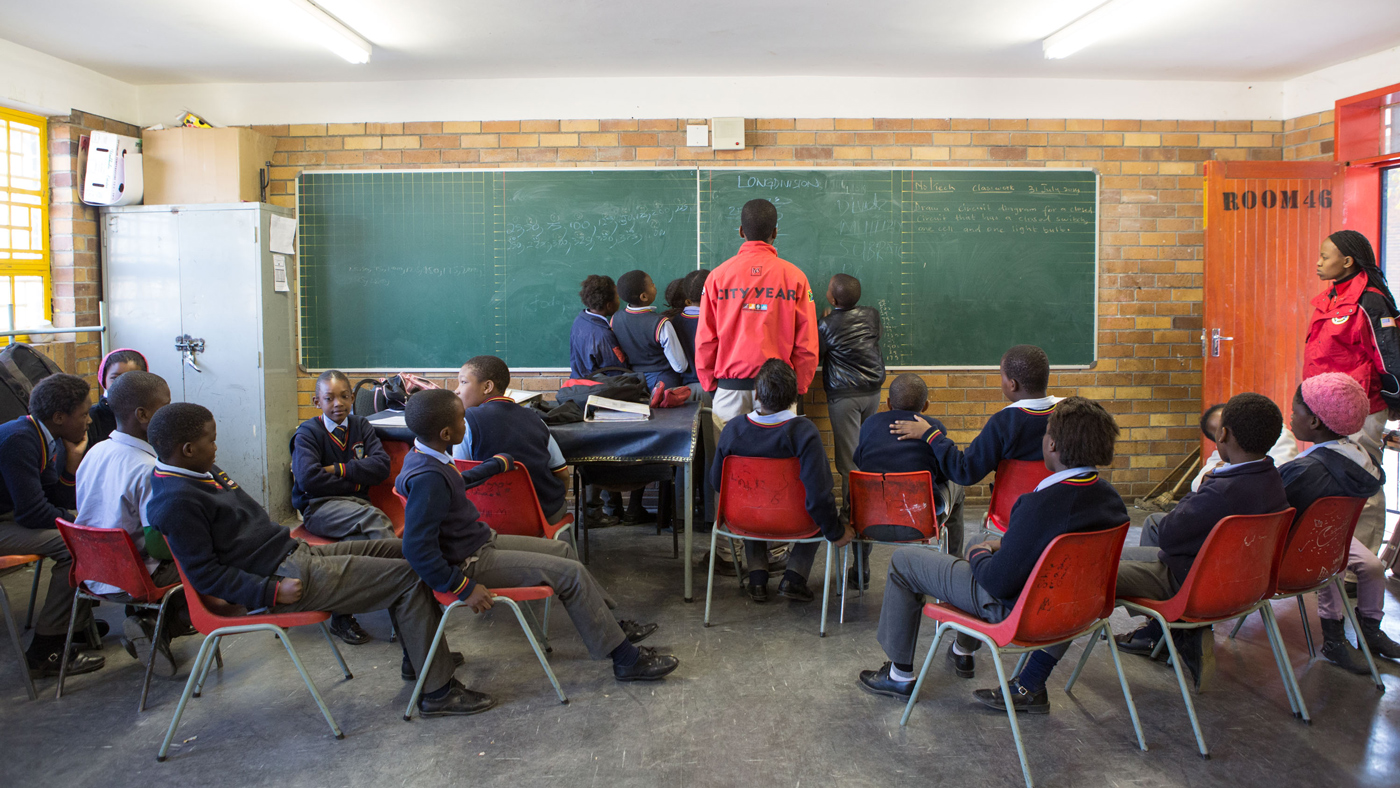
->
[299, 169, 698, 368]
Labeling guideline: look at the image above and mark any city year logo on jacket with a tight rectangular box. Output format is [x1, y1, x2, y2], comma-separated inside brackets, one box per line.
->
[750, 266, 763, 276]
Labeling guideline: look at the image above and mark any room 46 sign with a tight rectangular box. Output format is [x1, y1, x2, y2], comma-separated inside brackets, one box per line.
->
[1221, 188, 1332, 210]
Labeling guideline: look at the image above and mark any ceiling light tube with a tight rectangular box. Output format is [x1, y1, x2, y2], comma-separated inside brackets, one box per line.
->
[1042, 0, 1140, 60]
[286, 0, 372, 64]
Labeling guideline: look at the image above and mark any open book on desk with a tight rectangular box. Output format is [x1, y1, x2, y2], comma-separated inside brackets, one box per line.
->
[584, 395, 651, 422]
[504, 388, 542, 404]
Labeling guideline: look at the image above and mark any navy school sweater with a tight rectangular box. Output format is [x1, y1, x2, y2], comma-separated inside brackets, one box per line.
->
[709, 413, 842, 541]
[87, 398, 117, 447]
[1278, 441, 1383, 524]
[924, 398, 1058, 486]
[675, 309, 700, 385]
[395, 448, 511, 600]
[968, 470, 1127, 608]
[146, 465, 299, 609]
[853, 410, 950, 508]
[0, 415, 75, 530]
[1153, 457, 1289, 585]
[463, 397, 566, 517]
[611, 306, 672, 374]
[290, 415, 391, 513]
[570, 310, 628, 379]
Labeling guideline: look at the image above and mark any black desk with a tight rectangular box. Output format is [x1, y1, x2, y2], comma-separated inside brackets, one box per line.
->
[367, 404, 703, 601]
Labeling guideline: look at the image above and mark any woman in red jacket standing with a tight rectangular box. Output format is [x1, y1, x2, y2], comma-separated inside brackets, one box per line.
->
[1304, 229, 1400, 554]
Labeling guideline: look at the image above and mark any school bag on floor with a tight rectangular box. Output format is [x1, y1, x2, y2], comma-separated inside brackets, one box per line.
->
[0, 342, 64, 423]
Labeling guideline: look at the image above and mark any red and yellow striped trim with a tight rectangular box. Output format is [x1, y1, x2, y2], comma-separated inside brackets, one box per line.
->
[326, 424, 348, 450]
[1016, 403, 1058, 415]
[484, 396, 515, 405]
[153, 469, 222, 487]
[1060, 473, 1099, 486]
[26, 416, 46, 473]
[451, 576, 472, 596]
[924, 428, 944, 444]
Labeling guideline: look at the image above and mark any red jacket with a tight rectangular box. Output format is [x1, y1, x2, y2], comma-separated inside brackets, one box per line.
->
[1304, 273, 1400, 413]
[696, 241, 819, 393]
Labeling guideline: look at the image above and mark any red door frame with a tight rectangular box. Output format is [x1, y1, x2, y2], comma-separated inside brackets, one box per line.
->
[1336, 82, 1400, 245]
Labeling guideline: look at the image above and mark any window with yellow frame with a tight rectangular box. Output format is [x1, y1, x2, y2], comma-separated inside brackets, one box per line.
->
[0, 107, 50, 335]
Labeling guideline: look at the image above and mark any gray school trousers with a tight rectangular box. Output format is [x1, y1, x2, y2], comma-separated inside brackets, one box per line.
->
[0, 511, 91, 638]
[877, 547, 1010, 666]
[827, 392, 880, 509]
[272, 539, 456, 693]
[462, 532, 627, 660]
[302, 496, 395, 541]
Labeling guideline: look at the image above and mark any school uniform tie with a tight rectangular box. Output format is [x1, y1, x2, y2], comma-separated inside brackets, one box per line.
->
[332, 425, 348, 445]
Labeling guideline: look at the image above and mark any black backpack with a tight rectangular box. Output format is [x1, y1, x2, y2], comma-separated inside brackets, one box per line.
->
[0, 343, 63, 424]
[555, 366, 649, 407]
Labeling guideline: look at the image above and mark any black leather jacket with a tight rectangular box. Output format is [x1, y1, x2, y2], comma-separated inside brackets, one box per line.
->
[818, 306, 886, 399]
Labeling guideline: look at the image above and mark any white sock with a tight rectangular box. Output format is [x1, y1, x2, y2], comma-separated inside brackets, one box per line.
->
[952, 642, 975, 657]
[889, 665, 916, 682]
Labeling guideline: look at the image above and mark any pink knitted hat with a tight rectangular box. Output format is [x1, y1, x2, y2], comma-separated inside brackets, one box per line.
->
[1300, 372, 1369, 436]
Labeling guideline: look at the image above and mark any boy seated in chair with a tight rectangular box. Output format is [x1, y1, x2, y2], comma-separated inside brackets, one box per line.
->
[710, 358, 854, 604]
[857, 397, 1126, 716]
[396, 390, 678, 684]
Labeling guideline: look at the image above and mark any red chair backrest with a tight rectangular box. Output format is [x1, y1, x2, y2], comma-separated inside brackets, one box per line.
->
[985, 459, 1053, 531]
[1274, 496, 1366, 594]
[716, 456, 820, 539]
[56, 519, 171, 603]
[1000, 523, 1129, 646]
[848, 471, 940, 542]
[1175, 509, 1296, 621]
[454, 459, 550, 539]
[367, 439, 412, 536]
[171, 557, 225, 635]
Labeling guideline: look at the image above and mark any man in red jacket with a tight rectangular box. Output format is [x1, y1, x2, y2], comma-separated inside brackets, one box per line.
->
[696, 198, 820, 571]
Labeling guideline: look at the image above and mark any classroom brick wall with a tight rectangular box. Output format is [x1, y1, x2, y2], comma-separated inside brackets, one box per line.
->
[1283, 110, 1335, 161]
[260, 116, 1305, 503]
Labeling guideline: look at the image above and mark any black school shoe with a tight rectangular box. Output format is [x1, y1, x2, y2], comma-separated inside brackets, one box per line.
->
[777, 576, 814, 603]
[329, 614, 372, 645]
[1174, 627, 1215, 691]
[28, 648, 105, 679]
[746, 583, 769, 603]
[946, 644, 975, 679]
[621, 507, 657, 526]
[1114, 624, 1163, 658]
[417, 679, 496, 717]
[973, 679, 1050, 714]
[618, 620, 658, 644]
[858, 662, 915, 700]
[402, 650, 467, 681]
[613, 647, 679, 681]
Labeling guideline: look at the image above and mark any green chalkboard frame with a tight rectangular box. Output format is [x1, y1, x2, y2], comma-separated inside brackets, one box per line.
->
[296, 167, 1098, 371]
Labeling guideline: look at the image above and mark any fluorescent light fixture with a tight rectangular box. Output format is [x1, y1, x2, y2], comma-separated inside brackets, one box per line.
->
[285, 0, 372, 64]
[1042, 0, 1143, 60]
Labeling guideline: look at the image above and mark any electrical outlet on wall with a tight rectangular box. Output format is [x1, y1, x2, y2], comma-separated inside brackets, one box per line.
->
[686, 124, 709, 147]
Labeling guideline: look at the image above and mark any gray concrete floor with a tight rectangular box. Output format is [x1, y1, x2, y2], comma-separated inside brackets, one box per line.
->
[2, 507, 1399, 787]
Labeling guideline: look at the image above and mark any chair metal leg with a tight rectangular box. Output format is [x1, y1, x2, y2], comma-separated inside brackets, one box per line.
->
[158, 634, 220, 761]
[1258, 608, 1302, 718]
[193, 636, 221, 697]
[497, 597, 568, 703]
[214, 644, 223, 669]
[1102, 623, 1148, 751]
[703, 528, 720, 627]
[404, 602, 456, 720]
[1260, 605, 1310, 723]
[1333, 576, 1384, 691]
[277, 626, 344, 739]
[901, 622, 950, 726]
[986, 635, 1036, 788]
[139, 593, 177, 712]
[855, 543, 864, 598]
[55, 592, 84, 699]
[1228, 616, 1245, 639]
[1013, 652, 1029, 678]
[24, 558, 42, 630]
[840, 545, 850, 624]
[1156, 618, 1210, 759]
[542, 596, 552, 643]
[319, 622, 354, 680]
[1064, 630, 1099, 692]
[819, 541, 833, 637]
[1295, 596, 1316, 659]
[729, 536, 744, 591]
[519, 601, 552, 653]
[0, 585, 36, 700]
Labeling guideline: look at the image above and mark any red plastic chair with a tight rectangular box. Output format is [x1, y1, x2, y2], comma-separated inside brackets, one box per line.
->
[704, 456, 841, 636]
[156, 557, 352, 761]
[454, 459, 574, 542]
[53, 520, 184, 710]
[367, 440, 412, 536]
[1105, 509, 1298, 759]
[0, 554, 42, 700]
[980, 459, 1053, 538]
[901, 523, 1142, 788]
[1228, 496, 1384, 689]
[842, 470, 945, 622]
[289, 524, 336, 546]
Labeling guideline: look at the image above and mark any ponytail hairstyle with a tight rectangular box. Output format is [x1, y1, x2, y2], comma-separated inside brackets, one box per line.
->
[1329, 230, 1397, 315]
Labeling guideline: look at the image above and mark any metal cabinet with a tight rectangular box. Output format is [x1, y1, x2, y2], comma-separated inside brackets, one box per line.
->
[102, 203, 299, 520]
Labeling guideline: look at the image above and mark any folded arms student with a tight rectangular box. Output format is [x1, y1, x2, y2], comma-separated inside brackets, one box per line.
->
[145, 402, 487, 717]
[395, 389, 678, 682]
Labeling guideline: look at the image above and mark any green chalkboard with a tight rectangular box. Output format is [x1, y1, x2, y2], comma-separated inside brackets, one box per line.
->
[298, 167, 1096, 369]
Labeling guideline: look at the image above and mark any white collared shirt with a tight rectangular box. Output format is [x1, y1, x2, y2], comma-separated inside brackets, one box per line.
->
[1004, 395, 1063, 411]
[153, 461, 213, 480]
[1034, 466, 1096, 491]
[414, 439, 455, 466]
[77, 431, 161, 594]
[34, 417, 58, 461]
[747, 408, 799, 426]
[683, 305, 700, 317]
[321, 414, 348, 433]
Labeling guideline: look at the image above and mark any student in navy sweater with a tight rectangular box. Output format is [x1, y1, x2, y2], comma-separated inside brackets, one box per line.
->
[1110, 392, 1289, 692]
[858, 397, 1126, 714]
[290, 369, 395, 645]
[674, 269, 708, 388]
[710, 358, 856, 603]
[1280, 374, 1400, 672]
[569, 274, 628, 379]
[891, 344, 1059, 488]
[88, 348, 148, 447]
[145, 403, 488, 717]
[395, 390, 678, 683]
[851, 374, 965, 584]
[0, 373, 105, 678]
[452, 355, 569, 523]
[611, 269, 689, 391]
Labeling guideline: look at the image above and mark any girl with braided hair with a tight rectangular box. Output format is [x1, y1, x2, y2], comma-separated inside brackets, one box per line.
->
[1303, 229, 1400, 553]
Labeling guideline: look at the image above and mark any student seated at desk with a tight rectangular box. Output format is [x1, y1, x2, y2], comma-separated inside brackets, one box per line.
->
[145, 403, 487, 716]
[1281, 373, 1400, 671]
[857, 397, 1125, 714]
[570, 274, 627, 379]
[851, 374, 964, 581]
[452, 355, 569, 524]
[290, 369, 395, 645]
[611, 269, 689, 393]
[396, 390, 678, 683]
[710, 358, 855, 603]
[88, 348, 148, 447]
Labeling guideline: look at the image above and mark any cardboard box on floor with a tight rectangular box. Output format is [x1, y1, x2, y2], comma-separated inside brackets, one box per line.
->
[143, 127, 277, 204]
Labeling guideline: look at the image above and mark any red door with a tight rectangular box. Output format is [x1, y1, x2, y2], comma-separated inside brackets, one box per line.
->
[1203, 161, 1346, 430]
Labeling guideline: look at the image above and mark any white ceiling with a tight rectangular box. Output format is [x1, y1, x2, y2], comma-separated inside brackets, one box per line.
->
[1, 0, 1399, 86]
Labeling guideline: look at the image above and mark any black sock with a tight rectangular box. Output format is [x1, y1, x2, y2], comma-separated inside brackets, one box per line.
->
[611, 639, 640, 667]
[26, 633, 63, 659]
[782, 570, 805, 586]
[1015, 650, 1060, 694]
[749, 570, 768, 587]
[423, 682, 453, 700]
[1140, 619, 1163, 641]
[893, 662, 914, 674]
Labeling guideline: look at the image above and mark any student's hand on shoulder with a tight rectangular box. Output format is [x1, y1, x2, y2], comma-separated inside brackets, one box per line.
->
[63, 436, 88, 473]
[276, 577, 303, 604]
[889, 416, 931, 441]
[463, 583, 494, 613]
[833, 523, 856, 548]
